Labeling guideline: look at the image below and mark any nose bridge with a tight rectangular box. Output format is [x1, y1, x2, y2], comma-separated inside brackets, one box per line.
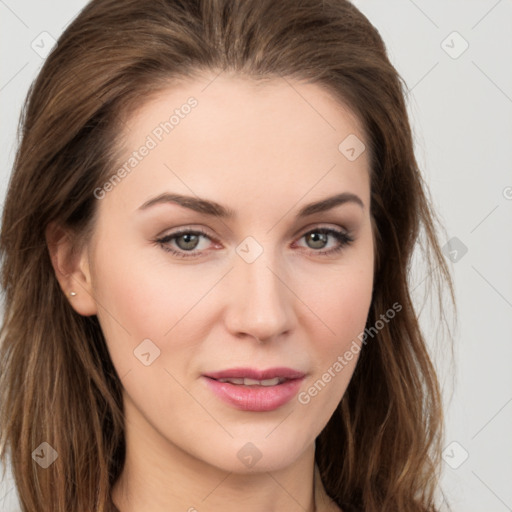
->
[225, 244, 294, 342]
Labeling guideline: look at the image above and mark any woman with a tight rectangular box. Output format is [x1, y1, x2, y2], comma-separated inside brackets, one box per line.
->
[0, 0, 455, 511]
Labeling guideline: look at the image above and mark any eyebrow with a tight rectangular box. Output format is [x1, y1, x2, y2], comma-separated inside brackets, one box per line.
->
[138, 191, 364, 218]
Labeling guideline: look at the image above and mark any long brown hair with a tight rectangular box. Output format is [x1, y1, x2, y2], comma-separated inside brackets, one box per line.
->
[0, 1, 455, 511]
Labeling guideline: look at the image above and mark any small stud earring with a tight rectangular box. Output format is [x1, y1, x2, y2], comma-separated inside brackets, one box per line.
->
[69, 291, 77, 297]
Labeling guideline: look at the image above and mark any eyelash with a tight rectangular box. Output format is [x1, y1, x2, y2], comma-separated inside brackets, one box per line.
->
[154, 226, 354, 259]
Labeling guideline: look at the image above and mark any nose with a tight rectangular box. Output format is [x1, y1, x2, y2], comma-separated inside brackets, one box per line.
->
[223, 249, 295, 343]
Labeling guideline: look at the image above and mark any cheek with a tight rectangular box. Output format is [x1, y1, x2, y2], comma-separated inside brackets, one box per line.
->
[294, 249, 373, 396]
[89, 231, 221, 370]
[329, 269, 373, 340]
[297, 257, 374, 347]
[294, 268, 372, 422]
[311, 275, 371, 383]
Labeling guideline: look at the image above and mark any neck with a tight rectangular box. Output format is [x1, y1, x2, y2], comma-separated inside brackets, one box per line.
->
[112, 450, 321, 512]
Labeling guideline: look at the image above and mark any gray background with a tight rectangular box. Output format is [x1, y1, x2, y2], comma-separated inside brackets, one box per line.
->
[1, 0, 511, 510]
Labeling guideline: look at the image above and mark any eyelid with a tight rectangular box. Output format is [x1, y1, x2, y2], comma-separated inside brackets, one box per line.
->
[156, 227, 219, 250]
[155, 224, 216, 240]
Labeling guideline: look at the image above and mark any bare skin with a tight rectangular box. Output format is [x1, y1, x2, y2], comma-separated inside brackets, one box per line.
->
[48, 71, 373, 512]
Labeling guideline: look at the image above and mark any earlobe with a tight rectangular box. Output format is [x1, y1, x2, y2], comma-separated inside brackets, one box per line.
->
[45, 222, 98, 316]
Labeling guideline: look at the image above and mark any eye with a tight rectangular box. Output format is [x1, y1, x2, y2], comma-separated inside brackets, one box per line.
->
[154, 226, 354, 259]
[294, 227, 354, 256]
[155, 228, 217, 259]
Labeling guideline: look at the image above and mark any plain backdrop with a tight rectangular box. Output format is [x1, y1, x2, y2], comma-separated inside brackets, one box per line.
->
[1, 1, 511, 511]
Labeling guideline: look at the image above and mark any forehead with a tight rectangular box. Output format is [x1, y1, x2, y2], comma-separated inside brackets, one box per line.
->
[103, 73, 371, 214]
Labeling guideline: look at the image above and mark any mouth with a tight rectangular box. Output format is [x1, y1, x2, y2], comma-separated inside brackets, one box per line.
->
[202, 367, 306, 412]
[212, 376, 287, 386]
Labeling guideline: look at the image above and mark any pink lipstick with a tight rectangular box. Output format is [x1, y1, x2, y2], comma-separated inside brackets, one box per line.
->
[202, 367, 305, 412]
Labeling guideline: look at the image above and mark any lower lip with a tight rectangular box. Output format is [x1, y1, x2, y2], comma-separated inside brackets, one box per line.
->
[203, 377, 304, 412]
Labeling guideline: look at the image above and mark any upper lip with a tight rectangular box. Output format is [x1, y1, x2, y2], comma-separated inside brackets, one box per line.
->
[203, 367, 305, 381]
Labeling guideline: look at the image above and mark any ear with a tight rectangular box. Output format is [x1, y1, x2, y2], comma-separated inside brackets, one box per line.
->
[45, 221, 98, 316]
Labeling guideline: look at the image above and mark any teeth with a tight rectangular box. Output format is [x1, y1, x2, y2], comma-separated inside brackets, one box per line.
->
[246, 377, 281, 386]
[243, 378, 262, 386]
[218, 378, 245, 385]
[217, 377, 283, 386]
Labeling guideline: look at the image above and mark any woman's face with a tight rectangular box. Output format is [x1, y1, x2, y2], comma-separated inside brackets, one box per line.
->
[81, 73, 374, 473]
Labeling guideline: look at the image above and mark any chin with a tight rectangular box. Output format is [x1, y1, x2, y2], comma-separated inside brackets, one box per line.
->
[191, 430, 314, 474]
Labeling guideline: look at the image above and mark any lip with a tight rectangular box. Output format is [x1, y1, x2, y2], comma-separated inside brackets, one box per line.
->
[202, 367, 306, 412]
